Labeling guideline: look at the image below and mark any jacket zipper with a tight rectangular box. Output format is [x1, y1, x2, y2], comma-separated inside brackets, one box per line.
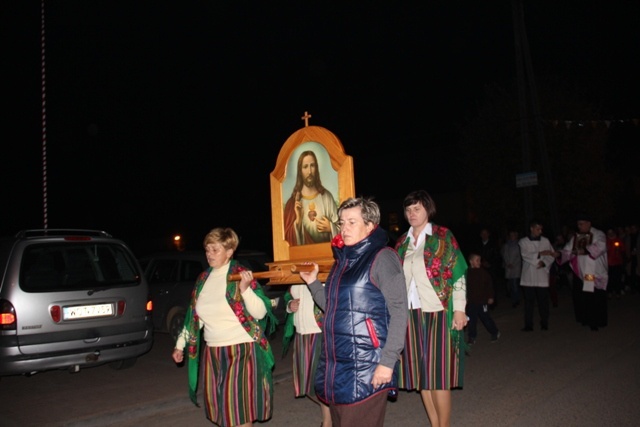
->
[365, 318, 379, 348]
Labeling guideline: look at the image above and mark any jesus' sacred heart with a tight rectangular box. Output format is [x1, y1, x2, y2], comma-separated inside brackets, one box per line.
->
[308, 202, 317, 221]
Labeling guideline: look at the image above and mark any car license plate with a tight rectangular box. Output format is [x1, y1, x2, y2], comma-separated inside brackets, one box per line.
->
[63, 303, 113, 320]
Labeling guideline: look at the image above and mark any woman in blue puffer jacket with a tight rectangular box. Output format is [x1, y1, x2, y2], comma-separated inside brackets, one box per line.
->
[300, 197, 408, 427]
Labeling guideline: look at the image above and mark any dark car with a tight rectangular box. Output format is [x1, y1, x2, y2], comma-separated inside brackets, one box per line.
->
[138, 250, 286, 342]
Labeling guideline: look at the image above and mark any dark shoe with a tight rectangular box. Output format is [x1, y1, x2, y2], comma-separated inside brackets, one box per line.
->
[541, 325, 548, 331]
[521, 327, 533, 332]
[491, 332, 501, 342]
[467, 338, 476, 345]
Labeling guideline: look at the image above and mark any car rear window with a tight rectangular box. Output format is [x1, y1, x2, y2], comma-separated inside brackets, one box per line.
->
[182, 260, 205, 281]
[20, 243, 140, 292]
[145, 258, 204, 284]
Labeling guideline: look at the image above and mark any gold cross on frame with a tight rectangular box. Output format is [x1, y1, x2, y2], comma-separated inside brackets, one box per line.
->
[301, 111, 312, 127]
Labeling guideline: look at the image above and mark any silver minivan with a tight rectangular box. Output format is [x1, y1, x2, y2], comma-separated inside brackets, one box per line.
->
[0, 229, 153, 376]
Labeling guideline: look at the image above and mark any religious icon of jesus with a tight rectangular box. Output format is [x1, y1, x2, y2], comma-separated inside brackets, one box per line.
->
[283, 146, 339, 246]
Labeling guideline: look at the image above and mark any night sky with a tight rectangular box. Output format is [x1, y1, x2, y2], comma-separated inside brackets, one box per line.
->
[2, 1, 638, 255]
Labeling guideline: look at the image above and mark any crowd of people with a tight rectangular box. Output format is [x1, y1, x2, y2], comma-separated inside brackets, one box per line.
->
[487, 220, 639, 309]
[169, 195, 638, 427]
[469, 217, 639, 334]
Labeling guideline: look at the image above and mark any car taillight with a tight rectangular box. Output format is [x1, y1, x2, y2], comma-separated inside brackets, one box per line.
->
[1, 299, 17, 330]
[146, 299, 153, 314]
[117, 300, 125, 316]
[50, 305, 61, 323]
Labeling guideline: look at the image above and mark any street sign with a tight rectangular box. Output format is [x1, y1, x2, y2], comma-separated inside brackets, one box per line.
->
[516, 171, 538, 188]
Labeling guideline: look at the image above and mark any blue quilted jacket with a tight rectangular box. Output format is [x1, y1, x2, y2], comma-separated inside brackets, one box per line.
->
[316, 226, 395, 405]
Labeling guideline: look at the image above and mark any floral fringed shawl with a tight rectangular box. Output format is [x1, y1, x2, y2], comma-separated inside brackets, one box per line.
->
[182, 259, 277, 405]
[395, 224, 469, 373]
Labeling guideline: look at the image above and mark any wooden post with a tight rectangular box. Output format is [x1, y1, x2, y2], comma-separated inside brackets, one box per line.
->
[228, 263, 332, 282]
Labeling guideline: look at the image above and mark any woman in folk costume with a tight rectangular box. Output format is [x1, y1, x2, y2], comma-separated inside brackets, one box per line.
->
[282, 284, 332, 427]
[171, 227, 277, 427]
[394, 190, 468, 427]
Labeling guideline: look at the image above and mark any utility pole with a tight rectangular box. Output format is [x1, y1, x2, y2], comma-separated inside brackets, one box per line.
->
[41, 0, 49, 229]
[511, 0, 560, 235]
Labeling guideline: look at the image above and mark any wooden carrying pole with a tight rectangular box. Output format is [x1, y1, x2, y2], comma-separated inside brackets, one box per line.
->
[228, 263, 332, 282]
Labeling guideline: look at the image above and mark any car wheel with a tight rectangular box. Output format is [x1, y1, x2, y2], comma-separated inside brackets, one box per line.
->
[167, 307, 186, 343]
[109, 357, 137, 370]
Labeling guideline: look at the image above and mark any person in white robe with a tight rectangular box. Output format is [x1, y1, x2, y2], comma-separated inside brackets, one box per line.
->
[558, 214, 608, 331]
[518, 219, 556, 331]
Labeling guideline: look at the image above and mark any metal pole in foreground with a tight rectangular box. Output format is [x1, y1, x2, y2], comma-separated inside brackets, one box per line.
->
[41, 0, 48, 229]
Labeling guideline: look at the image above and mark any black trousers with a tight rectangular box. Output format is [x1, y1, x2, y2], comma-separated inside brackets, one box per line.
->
[466, 302, 499, 339]
[522, 286, 549, 329]
[572, 277, 608, 328]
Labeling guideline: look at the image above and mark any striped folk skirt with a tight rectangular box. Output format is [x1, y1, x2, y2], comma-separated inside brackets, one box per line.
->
[203, 342, 273, 427]
[292, 332, 322, 397]
[398, 308, 464, 391]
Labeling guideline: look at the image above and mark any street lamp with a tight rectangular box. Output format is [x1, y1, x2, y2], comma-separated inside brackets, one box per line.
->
[173, 234, 185, 251]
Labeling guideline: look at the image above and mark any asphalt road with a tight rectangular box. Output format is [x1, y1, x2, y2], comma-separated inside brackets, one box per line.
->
[1, 286, 638, 426]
